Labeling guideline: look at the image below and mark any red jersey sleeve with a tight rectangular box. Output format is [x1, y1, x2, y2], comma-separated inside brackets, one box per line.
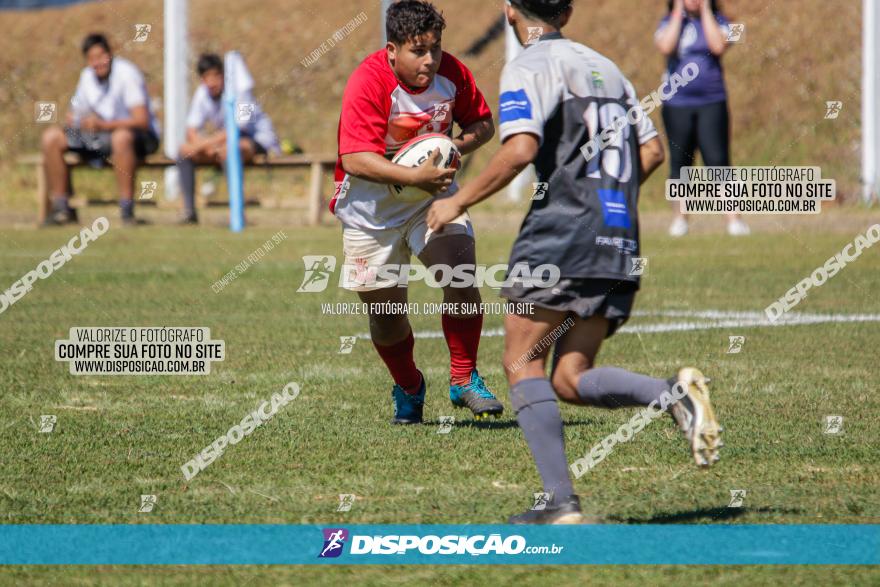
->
[441, 52, 492, 128]
[338, 57, 392, 156]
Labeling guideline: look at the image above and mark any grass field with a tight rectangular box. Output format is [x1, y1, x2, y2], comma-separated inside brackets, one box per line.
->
[1, 205, 879, 583]
[0, 0, 875, 583]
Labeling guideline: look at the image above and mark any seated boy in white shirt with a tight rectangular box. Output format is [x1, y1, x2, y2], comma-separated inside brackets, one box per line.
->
[176, 53, 279, 224]
[40, 33, 160, 226]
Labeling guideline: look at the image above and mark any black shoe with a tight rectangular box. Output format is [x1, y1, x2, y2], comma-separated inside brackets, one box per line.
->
[178, 214, 198, 225]
[41, 207, 78, 227]
[508, 495, 600, 525]
[121, 215, 150, 226]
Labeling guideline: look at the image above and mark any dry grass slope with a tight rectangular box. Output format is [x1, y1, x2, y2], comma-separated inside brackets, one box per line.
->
[0, 0, 863, 202]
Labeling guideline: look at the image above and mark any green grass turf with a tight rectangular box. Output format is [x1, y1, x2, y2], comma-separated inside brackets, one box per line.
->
[0, 208, 878, 584]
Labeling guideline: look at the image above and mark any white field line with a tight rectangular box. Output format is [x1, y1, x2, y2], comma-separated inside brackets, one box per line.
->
[355, 310, 880, 340]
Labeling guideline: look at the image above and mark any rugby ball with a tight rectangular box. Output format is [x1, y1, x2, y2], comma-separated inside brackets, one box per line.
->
[389, 133, 461, 203]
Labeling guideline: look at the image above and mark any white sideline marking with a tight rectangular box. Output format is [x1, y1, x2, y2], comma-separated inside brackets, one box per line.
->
[356, 310, 880, 340]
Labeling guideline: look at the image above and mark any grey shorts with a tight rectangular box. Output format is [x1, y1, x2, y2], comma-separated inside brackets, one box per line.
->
[501, 278, 638, 338]
[65, 127, 159, 165]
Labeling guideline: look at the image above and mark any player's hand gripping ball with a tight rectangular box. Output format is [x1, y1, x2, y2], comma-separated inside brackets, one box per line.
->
[389, 133, 461, 202]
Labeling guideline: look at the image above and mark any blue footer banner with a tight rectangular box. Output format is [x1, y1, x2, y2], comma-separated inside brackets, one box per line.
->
[0, 525, 877, 565]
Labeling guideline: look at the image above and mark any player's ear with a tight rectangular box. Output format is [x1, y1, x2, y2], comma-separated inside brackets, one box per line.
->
[558, 6, 574, 28]
[386, 41, 398, 64]
[504, 4, 517, 26]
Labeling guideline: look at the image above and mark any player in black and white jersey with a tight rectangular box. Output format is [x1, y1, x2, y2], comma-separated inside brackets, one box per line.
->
[428, 0, 723, 524]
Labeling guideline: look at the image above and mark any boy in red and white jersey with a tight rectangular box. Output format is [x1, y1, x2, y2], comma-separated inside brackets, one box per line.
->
[333, 0, 501, 424]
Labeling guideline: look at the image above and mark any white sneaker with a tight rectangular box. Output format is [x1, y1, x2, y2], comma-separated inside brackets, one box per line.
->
[727, 219, 751, 236]
[668, 216, 689, 237]
[667, 367, 723, 467]
[200, 180, 217, 197]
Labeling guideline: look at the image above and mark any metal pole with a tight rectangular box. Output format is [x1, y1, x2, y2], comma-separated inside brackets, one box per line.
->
[380, 0, 392, 45]
[163, 0, 188, 201]
[863, 0, 878, 204]
[225, 52, 245, 232]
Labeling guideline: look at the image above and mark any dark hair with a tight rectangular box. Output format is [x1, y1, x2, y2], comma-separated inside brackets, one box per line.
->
[510, 0, 572, 23]
[81, 33, 110, 55]
[667, 0, 721, 14]
[386, 0, 446, 45]
[197, 53, 224, 76]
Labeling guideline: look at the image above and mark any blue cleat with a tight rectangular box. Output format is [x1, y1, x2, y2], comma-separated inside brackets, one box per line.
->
[391, 371, 425, 425]
[449, 370, 504, 420]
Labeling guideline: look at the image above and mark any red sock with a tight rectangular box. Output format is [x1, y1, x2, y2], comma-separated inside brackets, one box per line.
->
[442, 313, 483, 385]
[373, 331, 421, 394]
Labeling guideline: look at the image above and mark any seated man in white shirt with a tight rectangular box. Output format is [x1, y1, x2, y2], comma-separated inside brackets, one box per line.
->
[176, 53, 279, 224]
[40, 33, 160, 226]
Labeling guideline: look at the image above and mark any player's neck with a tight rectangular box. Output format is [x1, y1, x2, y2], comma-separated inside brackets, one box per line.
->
[517, 22, 562, 44]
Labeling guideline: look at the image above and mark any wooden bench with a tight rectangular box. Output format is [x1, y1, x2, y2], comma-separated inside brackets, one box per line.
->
[17, 152, 337, 225]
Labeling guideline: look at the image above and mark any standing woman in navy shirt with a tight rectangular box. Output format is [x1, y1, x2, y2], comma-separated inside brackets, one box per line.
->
[655, 0, 750, 237]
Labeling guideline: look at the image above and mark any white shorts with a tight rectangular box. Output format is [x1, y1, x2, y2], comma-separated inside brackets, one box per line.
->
[341, 207, 474, 291]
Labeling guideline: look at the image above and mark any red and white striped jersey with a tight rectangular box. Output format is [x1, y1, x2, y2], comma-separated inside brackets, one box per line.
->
[332, 49, 491, 229]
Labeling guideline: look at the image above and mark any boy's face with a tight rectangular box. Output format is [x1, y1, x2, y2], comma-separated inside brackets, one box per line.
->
[387, 31, 442, 89]
[202, 68, 224, 99]
[85, 45, 112, 79]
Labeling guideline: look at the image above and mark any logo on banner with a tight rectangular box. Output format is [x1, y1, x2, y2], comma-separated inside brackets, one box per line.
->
[319, 528, 349, 558]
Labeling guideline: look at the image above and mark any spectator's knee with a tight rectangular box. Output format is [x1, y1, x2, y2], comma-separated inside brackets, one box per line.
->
[41, 126, 65, 151]
[111, 128, 134, 150]
[178, 144, 195, 160]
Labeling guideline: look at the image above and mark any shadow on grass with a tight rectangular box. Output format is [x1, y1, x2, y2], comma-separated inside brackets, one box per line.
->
[612, 506, 804, 524]
[422, 417, 604, 430]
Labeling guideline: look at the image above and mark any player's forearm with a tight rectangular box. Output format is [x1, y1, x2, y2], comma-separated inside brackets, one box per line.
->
[453, 137, 535, 209]
[639, 138, 665, 184]
[454, 118, 495, 156]
[341, 152, 417, 185]
[189, 131, 225, 152]
[207, 131, 227, 146]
